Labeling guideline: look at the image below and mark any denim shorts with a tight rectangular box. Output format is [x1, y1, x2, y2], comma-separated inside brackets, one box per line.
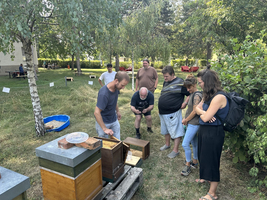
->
[159, 109, 184, 139]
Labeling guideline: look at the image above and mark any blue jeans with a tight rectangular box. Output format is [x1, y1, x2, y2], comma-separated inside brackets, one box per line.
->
[182, 124, 199, 162]
[95, 120, 121, 140]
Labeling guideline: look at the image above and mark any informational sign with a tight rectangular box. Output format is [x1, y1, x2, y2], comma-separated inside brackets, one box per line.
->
[50, 82, 54, 87]
[88, 81, 93, 85]
[2, 87, 10, 93]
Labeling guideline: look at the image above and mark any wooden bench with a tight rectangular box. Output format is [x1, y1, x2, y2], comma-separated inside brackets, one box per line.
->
[123, 137, 150, 160]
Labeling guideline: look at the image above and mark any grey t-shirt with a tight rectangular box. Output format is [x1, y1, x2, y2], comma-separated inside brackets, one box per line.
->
[96, 85, 118, 124]
[185, 91, 202, 125]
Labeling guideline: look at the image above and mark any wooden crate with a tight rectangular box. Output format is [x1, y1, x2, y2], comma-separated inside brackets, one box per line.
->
[41, 159, 102, 200]
[94, 137, 125, 183]
[123, 137, 150, 160]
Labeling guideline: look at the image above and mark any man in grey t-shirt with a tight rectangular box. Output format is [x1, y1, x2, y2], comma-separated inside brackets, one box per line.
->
[94, 71, 129, 140]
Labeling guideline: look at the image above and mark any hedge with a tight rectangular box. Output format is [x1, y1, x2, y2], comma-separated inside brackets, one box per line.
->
[38, 58, 207, 69]
[38, 58, 102, 69]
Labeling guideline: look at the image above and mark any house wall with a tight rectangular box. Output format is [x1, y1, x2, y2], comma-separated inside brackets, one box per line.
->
[0, 42, 38, 76]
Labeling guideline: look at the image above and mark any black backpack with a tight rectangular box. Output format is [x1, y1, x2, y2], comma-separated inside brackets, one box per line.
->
[208, 91, 249, 132]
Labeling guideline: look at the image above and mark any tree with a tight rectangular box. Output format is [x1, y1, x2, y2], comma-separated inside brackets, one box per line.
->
[0, 0, 126, 136]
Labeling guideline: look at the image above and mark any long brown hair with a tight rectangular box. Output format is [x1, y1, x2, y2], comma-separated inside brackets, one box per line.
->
[197, 69, 223, 101]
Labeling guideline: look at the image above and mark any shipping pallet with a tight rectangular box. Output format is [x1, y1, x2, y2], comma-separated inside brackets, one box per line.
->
[93, 165, 143, 200]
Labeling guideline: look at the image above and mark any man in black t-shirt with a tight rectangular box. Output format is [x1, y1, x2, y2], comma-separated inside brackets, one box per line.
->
[158, 66, 190, 158]
[131, 87, 154, 139]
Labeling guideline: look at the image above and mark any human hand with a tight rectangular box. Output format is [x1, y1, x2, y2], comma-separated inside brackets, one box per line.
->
[182, 118, 188, 125]
[142, 109, 147, 114]
[181, 102, 187, 109]
[209, 117, 216, 123]
[104, 128, 114, 136]
[135, 109, 141, 114]
[117, 111, 121, 120]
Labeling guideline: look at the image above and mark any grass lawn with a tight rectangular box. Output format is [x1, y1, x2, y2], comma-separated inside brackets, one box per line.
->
[0, 68, 261, 199]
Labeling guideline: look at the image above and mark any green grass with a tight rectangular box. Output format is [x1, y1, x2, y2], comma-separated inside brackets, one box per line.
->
[0, 68, 262, 199]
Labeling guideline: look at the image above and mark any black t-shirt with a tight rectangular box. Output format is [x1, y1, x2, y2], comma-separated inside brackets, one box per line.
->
[130, 90, 154, 110]
[158, 77, 190, 114]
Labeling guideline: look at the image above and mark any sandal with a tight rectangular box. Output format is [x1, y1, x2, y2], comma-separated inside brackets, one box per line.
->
[199, 193, 218, 200]
[195, 179, 208, 184]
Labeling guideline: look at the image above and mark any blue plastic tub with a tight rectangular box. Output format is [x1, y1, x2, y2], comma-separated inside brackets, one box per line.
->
[43, 114, 70, 132]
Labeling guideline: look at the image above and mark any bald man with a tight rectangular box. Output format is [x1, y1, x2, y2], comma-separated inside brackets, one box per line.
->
[130, 87, 154, 139]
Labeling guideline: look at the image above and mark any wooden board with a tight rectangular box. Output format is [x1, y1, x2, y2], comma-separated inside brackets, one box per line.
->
[130, 149, 142, 158]
[105, 167, 143, 200]
[125, 155, 141, 166]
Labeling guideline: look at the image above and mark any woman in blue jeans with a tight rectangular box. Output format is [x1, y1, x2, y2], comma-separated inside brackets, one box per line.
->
[181, 74, 202, 176]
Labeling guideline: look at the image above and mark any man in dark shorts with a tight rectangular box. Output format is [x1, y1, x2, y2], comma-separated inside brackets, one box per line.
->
[94, 71, 130, 140]
[130, 87, 154, 139]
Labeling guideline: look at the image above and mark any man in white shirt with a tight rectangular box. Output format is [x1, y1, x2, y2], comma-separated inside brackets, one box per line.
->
[98, 63, 117, 86]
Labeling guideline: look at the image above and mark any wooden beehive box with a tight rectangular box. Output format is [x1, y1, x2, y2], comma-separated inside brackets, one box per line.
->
[36, 135, 103, 200]
[94, 137, 125, 183]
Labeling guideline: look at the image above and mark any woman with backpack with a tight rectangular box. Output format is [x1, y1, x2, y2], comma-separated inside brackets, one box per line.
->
[195, 69, 229, 200]
[181, 74, 202, 176]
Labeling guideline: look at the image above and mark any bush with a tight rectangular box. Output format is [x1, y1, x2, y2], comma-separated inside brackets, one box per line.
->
[213, 33, 267, 193]
[37, 59, 102, 69]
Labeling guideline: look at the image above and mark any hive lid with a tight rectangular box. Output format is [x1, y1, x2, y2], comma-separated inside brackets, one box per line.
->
[35, 135, 102, 167]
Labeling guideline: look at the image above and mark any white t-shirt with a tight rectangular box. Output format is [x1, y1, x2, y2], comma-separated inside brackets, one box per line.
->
[99, 71, 117, 85]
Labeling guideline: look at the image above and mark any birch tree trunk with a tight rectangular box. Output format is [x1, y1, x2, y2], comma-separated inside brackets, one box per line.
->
[22, 38, 45, 136]
[207, 42, 212, 67]
[131, 50, 135, 91]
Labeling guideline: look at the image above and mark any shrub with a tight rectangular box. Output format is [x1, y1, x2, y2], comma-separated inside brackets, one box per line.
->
[212, 33, 267, 193]
[37, 59, 102, 69]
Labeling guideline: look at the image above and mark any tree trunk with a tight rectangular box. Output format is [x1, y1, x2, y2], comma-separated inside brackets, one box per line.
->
[207, 42, 212, 68]
[76, 53, 81, 74]
[71, 53, 75, 70]
[185, 57, 188, 66]
[22, 38, 45, 136]
[115, 54, 119, 72]
[131, 50, 134, 91]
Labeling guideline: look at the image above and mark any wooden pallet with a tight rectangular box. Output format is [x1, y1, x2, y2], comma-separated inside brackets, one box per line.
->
[93, 165, 143, 200]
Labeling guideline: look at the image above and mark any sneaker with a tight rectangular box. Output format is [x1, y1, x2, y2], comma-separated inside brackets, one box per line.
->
[181, 165, 191, 176]
[167, 151, 180, 158]
[183, 160, 198, 169]
[147, 128, 153, 133]
[160, 144, 171, 151]
[135, 133, 141, 139]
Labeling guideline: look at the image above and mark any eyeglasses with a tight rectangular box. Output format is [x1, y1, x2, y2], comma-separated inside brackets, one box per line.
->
[198, 81, 203, 85]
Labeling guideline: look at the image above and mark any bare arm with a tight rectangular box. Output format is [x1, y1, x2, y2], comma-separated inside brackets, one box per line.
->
[182, 95, 201, 125]
[116, 104, 121, 120]
[181, 96, 190, 109]
[154, 77, 158, 89]
[135, 78, 139, 91]
[98, 79, 104, 87]
[199, 94, 227, 122]
[94, 106, 114, 135]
